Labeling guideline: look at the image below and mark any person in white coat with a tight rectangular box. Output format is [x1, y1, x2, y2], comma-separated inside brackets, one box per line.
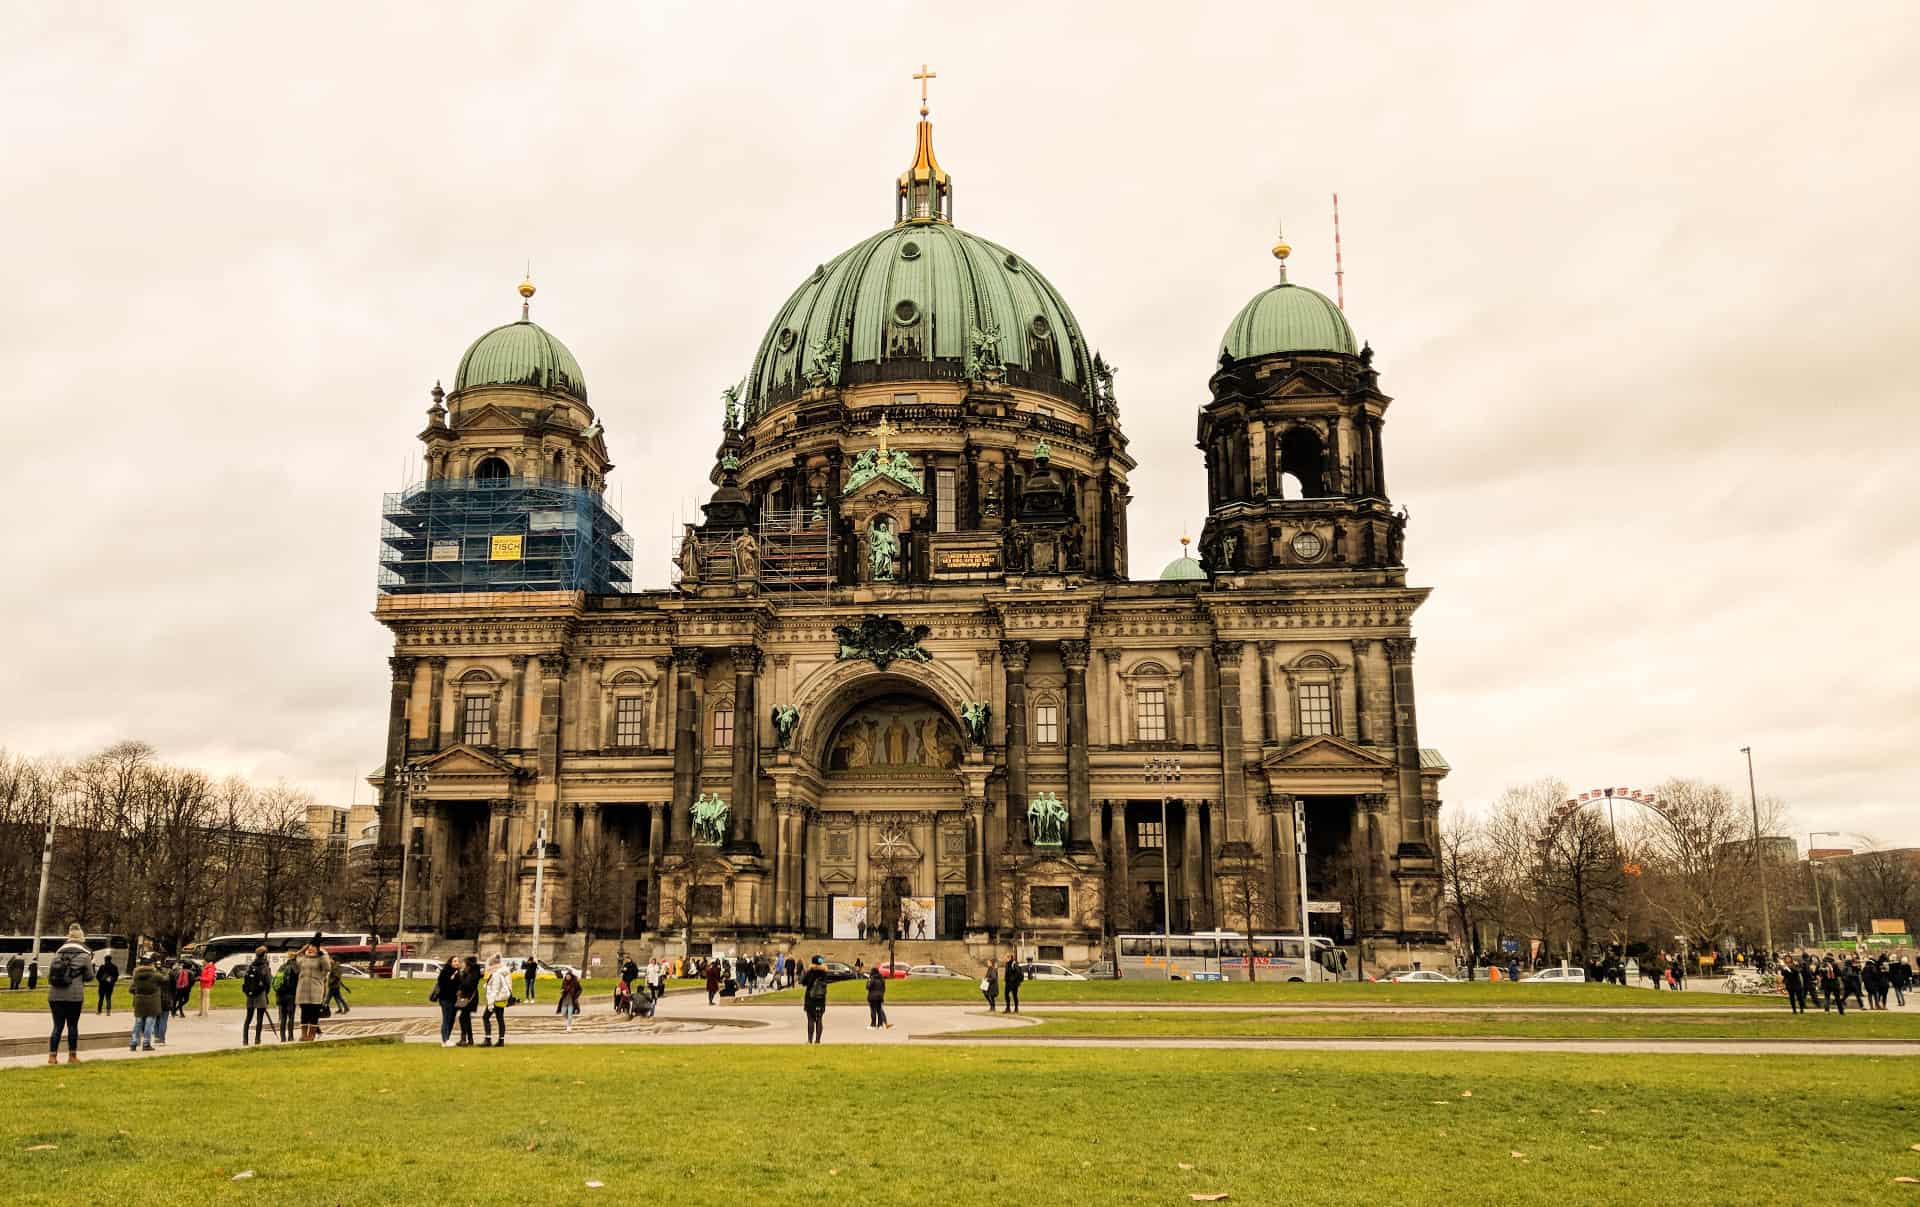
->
[482, 955, 513, 1047]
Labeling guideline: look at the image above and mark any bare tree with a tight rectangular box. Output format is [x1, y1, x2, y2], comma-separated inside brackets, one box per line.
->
[569, 834, 623, 972]
[1831, 847, 1920, 932]
[663, 847, 734, 957]
[1438, 814, 1496, 974]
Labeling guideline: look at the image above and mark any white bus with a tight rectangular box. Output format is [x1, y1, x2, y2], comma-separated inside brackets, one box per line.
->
[1116, 931, 1344, 982]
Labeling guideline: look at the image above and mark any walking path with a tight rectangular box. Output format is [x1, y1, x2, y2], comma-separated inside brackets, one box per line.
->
[4, 997, 1916, 1067]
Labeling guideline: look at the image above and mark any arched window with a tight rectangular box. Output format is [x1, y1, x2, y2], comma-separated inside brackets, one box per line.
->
[1276, 426, 1327, 498]
[712, 700, 735, 749]
[1031, 694, 1061, 745]
[1285, 653, 1344, 740]
[550, 450, 564, 482]
[475, 456, 511, 486]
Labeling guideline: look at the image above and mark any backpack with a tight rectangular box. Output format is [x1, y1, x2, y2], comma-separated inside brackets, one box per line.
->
[48, 952, 78, 990]
[804, 974, 828, 1007]
[243, 963, 270, 997]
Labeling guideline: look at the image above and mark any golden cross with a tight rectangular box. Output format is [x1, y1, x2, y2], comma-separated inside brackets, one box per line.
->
[874, 410, 896, 454]
[913, 63, 937, 116]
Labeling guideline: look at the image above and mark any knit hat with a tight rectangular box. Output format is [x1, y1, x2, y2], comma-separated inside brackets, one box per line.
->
[66, 923, 85, 942]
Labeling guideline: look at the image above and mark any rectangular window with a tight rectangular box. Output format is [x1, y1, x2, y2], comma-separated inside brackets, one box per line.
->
[691, 884, 723, 916]
[712, 706, 735, 750]
[615, 696, 648, 746]
[461, 694, 493, 746]
[936, 468, 956, 532]
[1033, 702, 1059, 744]
[1136, 819, 1164, 850]
[1298, 683, 1335, 736]
[1136, 687, 1168, 742]
[1029, 886, 1070, 918]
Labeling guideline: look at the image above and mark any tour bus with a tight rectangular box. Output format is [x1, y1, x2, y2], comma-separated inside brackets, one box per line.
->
[1116, 931, 1345, 982]
[191, 931, 375, 969]
[0, 933, 130, 969]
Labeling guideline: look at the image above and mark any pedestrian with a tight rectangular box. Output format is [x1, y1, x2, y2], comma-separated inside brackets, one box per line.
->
[326, 959, 351, 1015]
[1844, 959, 1866, 1011]
[483, 954, 512, 1047]
[240, 947, 274, 1046]
[5, 952, 22, 991]
[980, 961, 998, 1011]
[95, 953, 119, 1015]
[1820, 959, 1844, 1015]
[45, 925, 96, 1065]
[170, 959, 191, 1017]
[1780, 960, 1805, 1014]
[801, 955, 830, 1044]
[431, 958, 461, 1044]
[152, 960, 174, 1046]
[128, 953, 164, 1052]
[1003, 955, 1024, 1014]
[866, 966, 891, 1030]
[1892, 957, 1912, 1007]
[705, 959, 724, 1005]
[274, 959, 298, 1042]
[293, 940, 333, 1042]
[198, 956, 217, 1017]
[523, 954, 537, 1003]
[454, 955, 482, 1046]
[27, 958, 39, 991]
[558, 969, 583, 1031]
[644, 957, 662, 1004]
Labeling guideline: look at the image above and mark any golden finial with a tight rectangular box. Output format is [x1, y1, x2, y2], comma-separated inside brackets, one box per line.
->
[518, 277, 536, 299]
[913, 63, 937, 118]
[518, 269, 536, 320]
[1180, 533, 1191, 552]
[1272, 223, 1291, 284]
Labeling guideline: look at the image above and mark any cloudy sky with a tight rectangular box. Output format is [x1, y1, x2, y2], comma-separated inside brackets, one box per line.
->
[4, 3, 1916, 846]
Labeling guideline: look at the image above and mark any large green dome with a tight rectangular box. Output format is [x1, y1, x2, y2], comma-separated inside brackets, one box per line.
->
[744, 222, 1094, 413]
[1220, 282, 1357, 360]
[1159, 551, 1206, 581]
[453, 319, 588, 401]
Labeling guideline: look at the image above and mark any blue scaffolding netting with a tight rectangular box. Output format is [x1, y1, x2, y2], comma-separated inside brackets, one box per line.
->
[379, 476, 634, 595]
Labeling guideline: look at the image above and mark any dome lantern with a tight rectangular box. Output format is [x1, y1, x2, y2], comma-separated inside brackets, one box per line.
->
[896, 63, 952, 225]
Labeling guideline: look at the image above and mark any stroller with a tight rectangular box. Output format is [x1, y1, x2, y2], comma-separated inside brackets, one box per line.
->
[613, 980, 633, 1018]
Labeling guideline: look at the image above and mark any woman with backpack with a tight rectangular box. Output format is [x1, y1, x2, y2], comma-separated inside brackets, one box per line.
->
[980, 961, 999, 1012]
[240, 947, 273, 1045]
[45, 924, 96, 1065]
[273, 959, 299, 1041]
[800, 954, 830, 1044]
[128, 953, 165, 1052]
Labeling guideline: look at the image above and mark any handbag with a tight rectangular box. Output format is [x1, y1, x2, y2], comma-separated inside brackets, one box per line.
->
[979, 977, 990, 993]
[455, 992, 474, 1009]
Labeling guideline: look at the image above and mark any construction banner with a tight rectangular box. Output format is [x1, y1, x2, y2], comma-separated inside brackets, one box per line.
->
[490, 534, 523, 561]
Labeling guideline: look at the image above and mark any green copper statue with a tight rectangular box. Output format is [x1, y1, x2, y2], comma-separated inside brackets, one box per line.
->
[960, 701, 990, 747]
[691, 793, 729, 846]
[1027, 792, 1067, 847]
[771, 704, 800, 750]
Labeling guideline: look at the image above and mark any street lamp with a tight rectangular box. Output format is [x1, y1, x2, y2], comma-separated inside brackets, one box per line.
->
[1740, 746, 1774, 957]
[1807, 830, 1855, 947]
[27, 780, 74, 975]
[1144, 756, 1181, 980]
[394, 764, 429, 959]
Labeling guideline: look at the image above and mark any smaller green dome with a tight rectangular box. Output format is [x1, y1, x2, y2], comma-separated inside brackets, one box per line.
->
[1220, 283, 1357, 360]
[1159, 552, 1206, 582]
[454, 320, 588, 401]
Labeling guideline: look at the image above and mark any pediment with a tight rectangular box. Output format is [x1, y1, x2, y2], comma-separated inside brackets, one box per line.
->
[841, 474, 928, 508]
[451, 404, 532, 434]
[1266, 368, 1346, 401]
[819, 868, 857, 888]
[418, 744, 526, 779]
[1261, 734, 1395, 772]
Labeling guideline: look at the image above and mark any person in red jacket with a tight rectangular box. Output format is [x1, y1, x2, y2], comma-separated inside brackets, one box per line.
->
[197, 958, 217, 1017]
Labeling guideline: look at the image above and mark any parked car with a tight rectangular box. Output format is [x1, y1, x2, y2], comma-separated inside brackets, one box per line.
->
[1381, 969, 1456, 983]
[390, 958, 442, 980]
[1520, 966, 1587, 984]
[869, 961, 914, 978]
[820, 961, 861, 982]
[906, 964, 970, 979]
[1022, 961, 1087, 981]
[337, 964, 371, 978]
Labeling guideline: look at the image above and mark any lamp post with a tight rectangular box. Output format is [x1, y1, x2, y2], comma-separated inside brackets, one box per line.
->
[1740, 747, 1774, 957]
[531, 818, 548, 972]
[27, 782, 70, 975]
[1144, 756, 1181, 980]
[1807, 830, 1846, 946]
[394, 764, 429, 959]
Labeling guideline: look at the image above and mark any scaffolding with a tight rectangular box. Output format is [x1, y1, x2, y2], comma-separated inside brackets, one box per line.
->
[667, 506, 834, 600]
[380, 476, 634, 595]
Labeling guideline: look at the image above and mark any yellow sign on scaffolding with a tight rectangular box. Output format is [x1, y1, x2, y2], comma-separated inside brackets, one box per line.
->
[490, 534, 523, 561]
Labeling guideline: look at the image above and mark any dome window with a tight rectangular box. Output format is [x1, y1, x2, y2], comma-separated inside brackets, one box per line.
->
[894, 300, 921, 325]
[777, 328, 797, 352]
[899, 240, 921, 260]
[1004, 254, 1021, 272]
[475, 457, 512, 486]
[1029, 316, 1051, 339]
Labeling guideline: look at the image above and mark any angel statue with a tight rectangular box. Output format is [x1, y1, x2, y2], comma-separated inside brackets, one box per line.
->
[771, 704, 800, 751]
[959, 701, 991, 747]
[721, 384, 740, 433]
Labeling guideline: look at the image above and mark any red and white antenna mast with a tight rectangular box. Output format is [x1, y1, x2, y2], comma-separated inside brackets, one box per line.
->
[1332, 192, 1346, 311]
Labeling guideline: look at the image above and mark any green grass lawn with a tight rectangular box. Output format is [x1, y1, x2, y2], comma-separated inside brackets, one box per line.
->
[0, 978, 619, 1012]
[6, 1043, 1920, 1204]
[758, 976, 1766, 1009]
[972, 1009, 1920, 1041]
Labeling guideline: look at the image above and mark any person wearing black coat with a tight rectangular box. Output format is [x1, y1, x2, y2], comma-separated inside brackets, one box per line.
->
[1843, 959, 1866, 1010]
[1819, 959, 1844, 1014]
[433, 960, 460, 1046]
[1780, 962, 1805, 1013]
[1002, 956, 1025, 1014]
[454, 956, 483, 1046]
[865, 967, 891, 1030]
[1892, 957, 1912, 1007]
[95, 955, 119, 1015]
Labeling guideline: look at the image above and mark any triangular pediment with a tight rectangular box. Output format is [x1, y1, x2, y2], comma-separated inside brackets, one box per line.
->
[452, 404, 533, 434]
[820, 868, 857, 887]
[1261, 734, 1395, 771]
[418, 743, 525, 778]
[1268, 368, 1346, 400]
[842, 472, 924, 504]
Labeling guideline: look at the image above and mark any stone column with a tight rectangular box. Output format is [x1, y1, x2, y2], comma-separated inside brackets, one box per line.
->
[1001, 640, 1031, 845]
[1384, 638, 1426, 851]
[1102, 648, 1123, 745]
[773, 802, 796, 928]
[1106, 803, 1129, 926]
[1349, 639, 1372, 744]
[645, 802, 666, 929]
[379, 656, 416, 848]
[585, 657, 605, 750]
[428, 800, 452, 930]
[1177, 647, 1198, 747]
[965, 798, 988, 928]
[728, 646, 763, 852]
[507, 654, 528, 749]
[1212, 640, 1250, 848]
[1371, 417, 1387, 497]
[1258, 641, 1279, 745]
[669, 648, 706, 841]
[426, 657, 447, 749]
[653, 656, 673, 750]
[1061, 639, 1093, 849]
[1265, 794, 1291, 931]
[1180, 800, 1203, 931]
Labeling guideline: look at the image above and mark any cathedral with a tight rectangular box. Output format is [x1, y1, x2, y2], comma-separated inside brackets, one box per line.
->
[373, 84, 1448, 970]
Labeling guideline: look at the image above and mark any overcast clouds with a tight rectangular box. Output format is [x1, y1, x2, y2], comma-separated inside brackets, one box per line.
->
[3, 3, 1916, 846]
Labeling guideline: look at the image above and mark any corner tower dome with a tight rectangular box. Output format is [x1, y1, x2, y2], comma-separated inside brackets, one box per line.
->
[1219, 235, 1357, 360]
[742, 83, 1095, 415]
[452, 277, 589, 401]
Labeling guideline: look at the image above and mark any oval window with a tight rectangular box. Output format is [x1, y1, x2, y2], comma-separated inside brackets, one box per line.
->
[900, 241, 921, 260]
[894, 300, 920, 325]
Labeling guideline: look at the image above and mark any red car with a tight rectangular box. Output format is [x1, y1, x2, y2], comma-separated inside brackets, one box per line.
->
[874, 962, 913, 979]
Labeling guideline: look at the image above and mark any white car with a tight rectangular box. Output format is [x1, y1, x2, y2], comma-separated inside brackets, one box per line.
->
[1382, 969, 1456, 983]
[906, 964, 971, 979]
[1022, 961, 1087, 981]
[1519, 966, 1587, 984]
[390, 958, 442, 980]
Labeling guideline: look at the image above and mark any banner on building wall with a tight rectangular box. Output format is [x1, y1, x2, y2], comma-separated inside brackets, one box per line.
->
[490, 534, 524, 561]
[830, 895, 937, 940]
[430, 540, 462, 562]
[830, 896, 868, 939]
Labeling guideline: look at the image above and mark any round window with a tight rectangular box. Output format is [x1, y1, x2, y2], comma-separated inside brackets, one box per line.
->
[894, 299, 920, 325]
[1029, 315, 1052, 339]
[1291, 531, 1325, 560]
[900, 240, 921, 260]
[1004, 254, 1022, 271]
[777, 328, 797, 352]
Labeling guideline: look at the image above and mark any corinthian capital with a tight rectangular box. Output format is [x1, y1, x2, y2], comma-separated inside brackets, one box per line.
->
[999, 639, 1031, 673]
[1383, 637, 1416, 665]
[1058, 638, 1090, 670]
